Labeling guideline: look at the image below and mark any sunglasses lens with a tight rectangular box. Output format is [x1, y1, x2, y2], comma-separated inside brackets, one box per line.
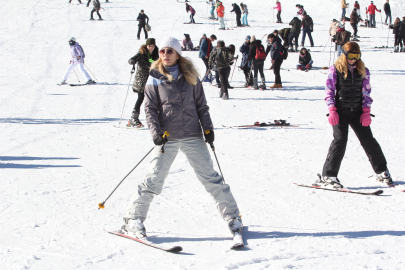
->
[159, 49, 174, 55]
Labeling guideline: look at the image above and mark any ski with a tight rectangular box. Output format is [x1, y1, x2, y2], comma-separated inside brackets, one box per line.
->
[105, 229, 183, 253]
[294, 183, 384, 196]
[222, 120, 299, 128]
[183, 22, 204, 24]
[69, 83, 96, 86]
[113, 124, 148, 130]
[230, 225, 244, 250]
[372, 178, 405, 192]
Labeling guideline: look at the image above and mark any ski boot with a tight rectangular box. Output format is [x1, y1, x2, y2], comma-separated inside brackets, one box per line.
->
[288, 46, 294, 52]
[228, 216, 243, 235]
[259, 78, 266, 90]
[300, 43, 304, 47]
[376, 170, 393, 184]
[394, 46, 399, 53]
[122, 218, 147, 239]
[222, 93, 229, 100]
[253, 78, 259, 89]
[60, 80, 67, 85]
[85, 79, 95, 85]
[219, 90, 223, 98]
[127, 110, 144, 128]
[316, 176, 343, 189]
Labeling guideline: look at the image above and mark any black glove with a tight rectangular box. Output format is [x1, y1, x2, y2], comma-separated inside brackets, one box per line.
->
[153, 134, 168, 145]
[204, 130, 214, 144]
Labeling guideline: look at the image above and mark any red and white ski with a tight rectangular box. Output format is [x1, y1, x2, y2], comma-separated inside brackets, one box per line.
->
[294, 183, 384, 196]
[105, 230, 183, 253]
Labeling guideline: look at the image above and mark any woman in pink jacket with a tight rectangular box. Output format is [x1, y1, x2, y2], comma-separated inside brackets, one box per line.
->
[274, 0, 282, 23]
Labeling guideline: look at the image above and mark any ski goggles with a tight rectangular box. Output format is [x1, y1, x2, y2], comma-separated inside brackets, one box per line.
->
[342, 50, 361, 60]
[159, 49, 174, 55]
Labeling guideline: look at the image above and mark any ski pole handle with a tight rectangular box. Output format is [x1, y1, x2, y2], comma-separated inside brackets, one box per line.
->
[204, 129, 215, 151]
[160, 131, 170, 153]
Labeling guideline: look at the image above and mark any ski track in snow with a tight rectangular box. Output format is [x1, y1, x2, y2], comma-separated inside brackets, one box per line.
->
[1, 0, 405, 269]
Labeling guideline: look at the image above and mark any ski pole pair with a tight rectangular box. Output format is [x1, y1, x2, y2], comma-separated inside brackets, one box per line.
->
[98, 131, 170, 209]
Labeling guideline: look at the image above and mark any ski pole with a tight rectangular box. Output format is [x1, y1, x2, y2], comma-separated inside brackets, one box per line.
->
[118, 68, 135, 127]
[84, 63, 98, 82]
[98, 131, 170, 209]
[380, 12, 382, 29]
[322, 35, 330, 51]
[204, 130, 225, 184]
[73, 69, 80, 82]
[229, 57, 238, 83]
[328, 40, 332, 67]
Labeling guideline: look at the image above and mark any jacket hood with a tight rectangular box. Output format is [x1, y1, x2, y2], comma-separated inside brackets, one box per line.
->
[251, 40, 262, 46]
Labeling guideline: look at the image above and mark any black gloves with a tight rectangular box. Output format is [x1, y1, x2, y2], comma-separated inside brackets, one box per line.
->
[204, 130, 215, 144]
[153, 134, 168, 145]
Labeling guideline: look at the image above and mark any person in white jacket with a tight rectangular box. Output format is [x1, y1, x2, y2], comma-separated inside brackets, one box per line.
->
[61, 37, 94, 85]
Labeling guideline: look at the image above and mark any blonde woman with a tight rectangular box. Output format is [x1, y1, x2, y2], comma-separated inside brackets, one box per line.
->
[319, 42, 392, 188]
[122, 36, 242, 242]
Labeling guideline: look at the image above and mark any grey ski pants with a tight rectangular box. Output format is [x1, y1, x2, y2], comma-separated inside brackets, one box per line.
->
[126, 137, 240, 222]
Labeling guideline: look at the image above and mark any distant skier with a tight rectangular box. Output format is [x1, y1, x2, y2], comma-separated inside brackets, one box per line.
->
[398, 16, 405, 51]
[239, 35, 253, 87]
[181, 34, 194, 51]
[199, 34, 217, 79]
[122, 36, 242, 242]
[366, 1, 381, 28]
[383, 0, 391, 25]
[319, 41, 392, 188]
[350, 8, 361, 39]
[207, 0, 216, 19]
[230, 3, 242, 27]
[137, 10, 149, 40]
[296, 4, 305, 18]
[333, 26, 351, 56]
[249, 36, 266, 89]
[267, 33, 283, 89]
[90, 0, 102, 20]
[341, 0, 348, 20]
[86, 0, 108, 6]
[296, 47, 312, 70]
[69, 0, 82, 4]
[274, 0, 282, 23]
[186, 3, 196, 24]
[217, 1, 225, 29]
[127, 38, 159, 128]
[60, 37, 94, 85]
[289, 16, 302, 52]
[240, 2, 249, 26]
[301, 12, 314, 47]
[391, 17, 403, 52]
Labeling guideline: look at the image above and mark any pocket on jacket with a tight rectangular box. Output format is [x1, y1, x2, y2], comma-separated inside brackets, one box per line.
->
[184, 108, 201, 136]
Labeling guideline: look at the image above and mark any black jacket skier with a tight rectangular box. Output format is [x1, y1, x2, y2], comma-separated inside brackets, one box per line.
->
[90, 0, 102, 20]
[128, 44, 159, 93]
[384, 2, 391, 13]
[231, 3, 242, 27]
[298, 48, 311, 65]
[289, 17, 302, 34]
[137, 12, 149, 26]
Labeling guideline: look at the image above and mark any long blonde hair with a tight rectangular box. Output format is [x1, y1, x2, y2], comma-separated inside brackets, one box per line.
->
[150, 54, 200, 85]
[334, 42, 366, 79]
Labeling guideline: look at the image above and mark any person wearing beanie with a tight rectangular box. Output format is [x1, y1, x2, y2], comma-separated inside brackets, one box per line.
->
[274, 0, 282, 23]
[230, 3, 242, 27]
[122, 36, 242, 244]
[319, 41, 393, 189]
[239, 35, 253, 87]
[350, 8, 361, 39]
[249, 35, 267, 89]
[126, 38, 159, 128]
[267, 33, 284, 88]
[60, 37, 94, 85]
[366, 1, 381, 27]
[137, 10, 149, 40]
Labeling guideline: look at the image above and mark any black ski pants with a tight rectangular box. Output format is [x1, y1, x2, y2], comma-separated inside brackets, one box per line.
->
[322, 109, 387, 177]
[133, 92, 145, 112]
[202, 57, 209, 74]
[288, 32, 299, 47]
[351, 23, 358, 36]
[137, 25, 148, 39]
[218, 66, 231, 95]
[253, 61, 264, 80]
[86, 0, 91, 7]
[242, 65, 253, 86]
[273, 58, 283, 85]
[394, 33, 403, 46]
[236, 14, 242, 26]
[91, 9, 102, 19]
[277, 11, 282, 23]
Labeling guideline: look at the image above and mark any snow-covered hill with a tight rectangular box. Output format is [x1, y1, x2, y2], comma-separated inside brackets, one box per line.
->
[1, 0, 405, 269]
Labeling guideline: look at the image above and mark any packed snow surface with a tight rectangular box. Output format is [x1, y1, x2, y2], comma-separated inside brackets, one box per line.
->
[1, 0, 405, 269]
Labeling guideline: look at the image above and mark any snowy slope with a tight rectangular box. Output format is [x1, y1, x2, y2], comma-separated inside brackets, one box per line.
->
[1, 0, 405, 269]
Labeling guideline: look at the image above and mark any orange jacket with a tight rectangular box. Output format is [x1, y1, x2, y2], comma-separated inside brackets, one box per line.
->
[217, 4, 224, 17]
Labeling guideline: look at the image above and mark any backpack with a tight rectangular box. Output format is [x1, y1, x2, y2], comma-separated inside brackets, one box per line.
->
[255, 45, 266, 60]
[281, 46, 288, 60]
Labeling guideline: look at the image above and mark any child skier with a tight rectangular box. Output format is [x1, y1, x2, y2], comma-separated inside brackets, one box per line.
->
[296, 47, 313, 70]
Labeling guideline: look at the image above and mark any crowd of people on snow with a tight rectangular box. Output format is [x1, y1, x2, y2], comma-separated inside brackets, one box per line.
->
[63, 0, 400, 241]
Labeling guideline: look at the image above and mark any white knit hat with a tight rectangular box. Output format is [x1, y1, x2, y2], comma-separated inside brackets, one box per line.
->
[69, 37, 76, 42]
[159, 36, 182, 56]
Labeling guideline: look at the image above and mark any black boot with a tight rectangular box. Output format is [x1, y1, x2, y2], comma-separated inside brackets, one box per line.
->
[127, 110, 143, 128]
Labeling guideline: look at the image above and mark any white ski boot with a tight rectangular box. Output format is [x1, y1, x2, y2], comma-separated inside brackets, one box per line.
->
[315, 176, 343, 189]
[122, 218, 147, 239]
[376, 170, 393, 184]
[228, 216, 243, 235]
